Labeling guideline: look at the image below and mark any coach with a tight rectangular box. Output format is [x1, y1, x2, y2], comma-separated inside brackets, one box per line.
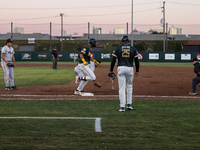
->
[110, 35, 139, 112]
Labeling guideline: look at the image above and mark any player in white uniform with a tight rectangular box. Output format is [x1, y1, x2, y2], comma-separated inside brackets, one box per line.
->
[110, 35, 139, 112]
[1, 39, 18, 91]
[74, 61, 95, 86]
[74, 60, 101, 87]
[74, 38, 101, 95]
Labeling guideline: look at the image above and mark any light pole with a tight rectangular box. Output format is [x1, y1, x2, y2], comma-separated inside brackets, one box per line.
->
[131, 0, 133, 46]
[162, 1, 165, 52]
[60, 13, 64, 51]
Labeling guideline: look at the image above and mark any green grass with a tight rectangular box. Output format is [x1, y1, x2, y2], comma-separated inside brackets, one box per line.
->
[140, 62, 193, 67]
[102, 62, 193, 67]
[16, 61, 193, 67]
[0, 99, 200, 150]
[0, 67, 75, 89]
[16, 61, 78, 65]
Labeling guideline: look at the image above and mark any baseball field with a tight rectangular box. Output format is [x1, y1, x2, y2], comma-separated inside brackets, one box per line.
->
[0, 62, 200, 149]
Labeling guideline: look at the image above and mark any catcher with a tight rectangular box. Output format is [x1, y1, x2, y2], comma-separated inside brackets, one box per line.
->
[189, 58, 200, 95]
[74, 38, 101, 95]
[1, 39, 18, 91]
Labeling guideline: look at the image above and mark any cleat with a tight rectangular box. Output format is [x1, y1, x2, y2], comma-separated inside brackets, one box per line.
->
[127, 104, 133, 110]
[189, 92, 197, 95]
[74, 90, 84, 95]
[93, 81, 102, 88]
[119, 107, 125, 112]
[75, 76, 79, 86]
[74, 90, 79, 95]
[5, 87, 13, 91]
[11, 86, 19, 90]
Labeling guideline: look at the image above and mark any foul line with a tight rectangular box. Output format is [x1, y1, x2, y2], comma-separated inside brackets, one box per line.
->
[0, 94, 199, 100]
[0, 117, 102, 132]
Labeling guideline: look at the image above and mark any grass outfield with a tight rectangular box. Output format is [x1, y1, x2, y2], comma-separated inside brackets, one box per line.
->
[0, 67, 75, 89]
[0, 99, 200, 149]
[16, 61, 193, 67]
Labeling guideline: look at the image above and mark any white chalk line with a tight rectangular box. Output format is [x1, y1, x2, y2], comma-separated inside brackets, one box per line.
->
[0, 117, 102, 133]
[0, 94, 199, 100]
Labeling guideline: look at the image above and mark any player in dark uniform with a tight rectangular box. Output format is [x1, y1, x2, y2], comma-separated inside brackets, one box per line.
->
[52, 47, 59, 70]
[74, 38, 101, 95]
[189, 58, 200, 95]
[110, 35, 139, 112]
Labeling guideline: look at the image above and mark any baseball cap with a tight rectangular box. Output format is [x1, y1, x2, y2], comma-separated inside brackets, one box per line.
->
[6, 39, 12, 43]
[190, 58, 198, 62]
[53, 47, 57, 49]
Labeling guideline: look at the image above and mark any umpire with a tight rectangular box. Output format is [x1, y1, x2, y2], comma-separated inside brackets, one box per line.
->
[52, 47, 59, 70]
[189, 58, 200, 95]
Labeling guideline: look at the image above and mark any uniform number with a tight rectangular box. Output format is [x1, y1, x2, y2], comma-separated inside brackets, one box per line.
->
[122, 49, 130, 57]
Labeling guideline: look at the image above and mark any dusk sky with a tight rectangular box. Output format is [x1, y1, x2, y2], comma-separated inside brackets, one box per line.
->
[0, 0, 200, 35]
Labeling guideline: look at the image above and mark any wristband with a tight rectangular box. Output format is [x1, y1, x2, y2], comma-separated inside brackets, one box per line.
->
[81, 58, 86, 62]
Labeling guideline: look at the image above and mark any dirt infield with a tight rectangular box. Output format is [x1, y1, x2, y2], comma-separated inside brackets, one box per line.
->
[0, 64, 199, 100]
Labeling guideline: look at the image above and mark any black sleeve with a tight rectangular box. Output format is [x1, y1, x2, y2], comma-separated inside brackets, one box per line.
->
[110, 56, 116, 72]
[134, 57, 139, 72]
[196, 63, 200, 73]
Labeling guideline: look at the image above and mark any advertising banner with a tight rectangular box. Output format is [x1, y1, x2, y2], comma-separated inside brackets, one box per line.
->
[149, 53, 159, 60]
[101, 53, 111, 59]
[22, 53, 31, 60]
[197, 54, 200, 60]
[38, 53, 47, 59]
[28, 38, 35, 44]
[165, 54, 175, 60]
[181, 54, 191, 60]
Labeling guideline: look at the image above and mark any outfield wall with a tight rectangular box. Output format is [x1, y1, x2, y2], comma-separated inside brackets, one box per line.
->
[14, 51, 200, 62]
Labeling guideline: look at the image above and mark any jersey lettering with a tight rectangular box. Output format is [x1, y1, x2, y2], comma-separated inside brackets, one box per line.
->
[122, 49, 130, 57]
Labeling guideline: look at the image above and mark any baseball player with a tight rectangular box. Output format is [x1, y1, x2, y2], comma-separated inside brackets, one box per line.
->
[110, 35, 139, 112]
[74, 60, 100, 86]
[189, 58, 200, 95]
[1, 39, 18, 91]
[74, 38, 101, 95]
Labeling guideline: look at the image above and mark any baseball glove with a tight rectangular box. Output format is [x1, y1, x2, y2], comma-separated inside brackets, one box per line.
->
[108, 72, 116, 80]
[7, 63, 15, 67]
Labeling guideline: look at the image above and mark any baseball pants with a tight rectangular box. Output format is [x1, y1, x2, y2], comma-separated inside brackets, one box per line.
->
[77, 63, 96, 91]
[1, 61, 15, 87]
[52, 58, 58, 69]
[192, 77, 200, 93]
[117, 66, 134, 108]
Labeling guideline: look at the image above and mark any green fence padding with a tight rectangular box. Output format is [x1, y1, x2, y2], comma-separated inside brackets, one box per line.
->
[14, 51, 200, 62]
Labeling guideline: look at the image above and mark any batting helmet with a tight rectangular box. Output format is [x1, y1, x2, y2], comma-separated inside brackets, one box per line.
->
[122, 35, 129, 41]
[89, 38, 97, 47]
